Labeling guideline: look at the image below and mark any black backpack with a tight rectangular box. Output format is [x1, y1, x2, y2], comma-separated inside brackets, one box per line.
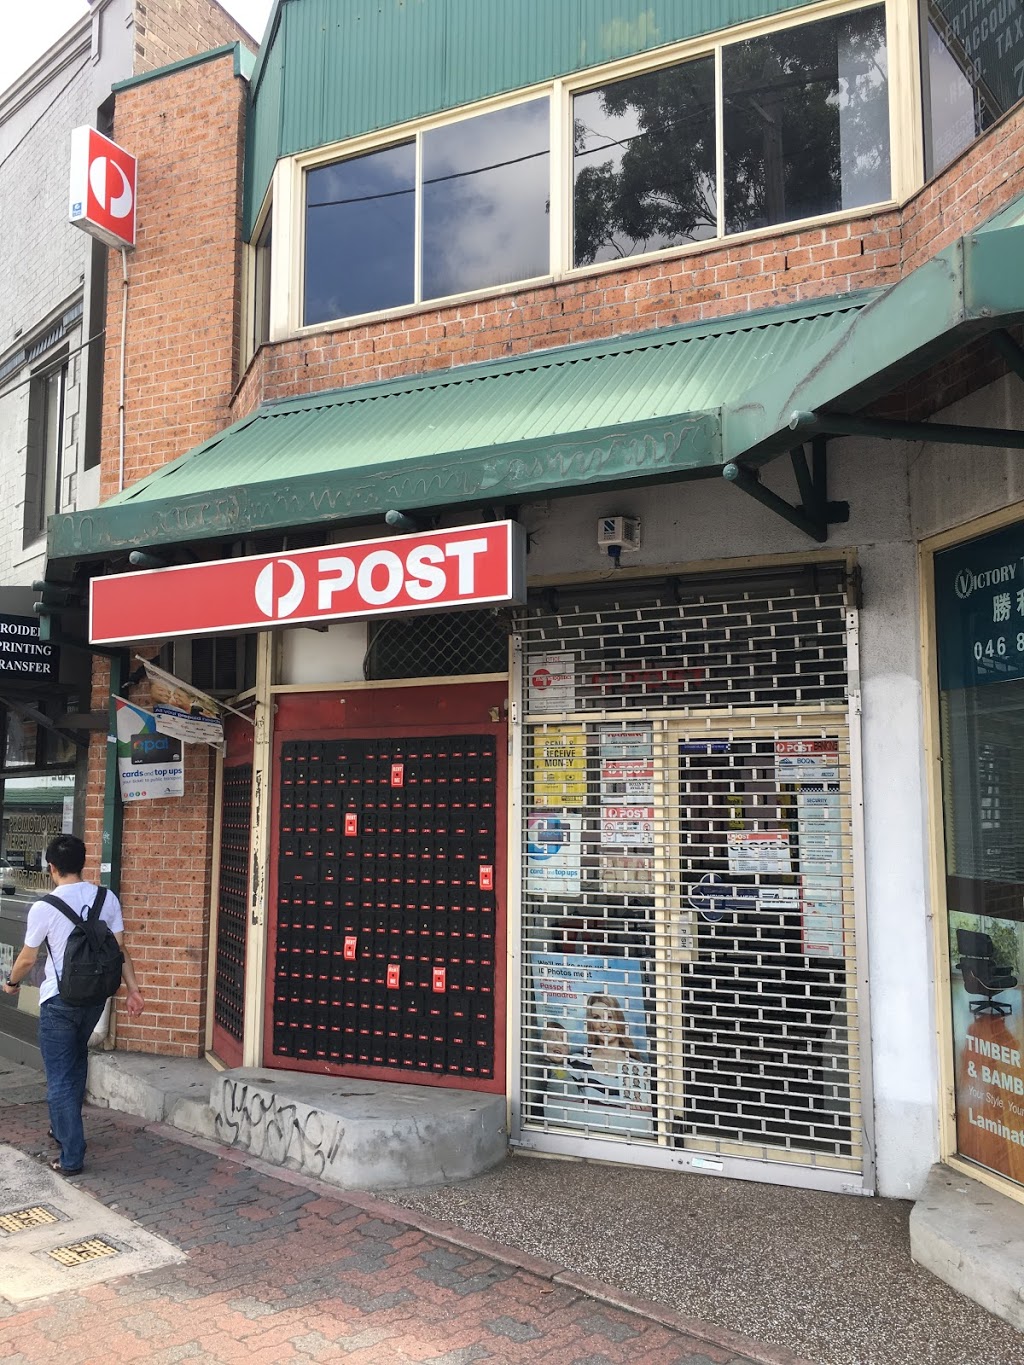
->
[43, 888, 124, 1007]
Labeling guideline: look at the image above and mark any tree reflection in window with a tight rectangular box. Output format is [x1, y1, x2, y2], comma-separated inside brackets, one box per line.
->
[723, 8, 890, 234]
[573, 57, 716, 268]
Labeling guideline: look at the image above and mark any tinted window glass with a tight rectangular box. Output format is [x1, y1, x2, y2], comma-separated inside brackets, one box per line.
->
[723, 7, 890, 235]
[923, 2, 1022, 177]
[421, 99, 549, 300]
[573, 56, 716, 267]
[304, 142, 415, 325]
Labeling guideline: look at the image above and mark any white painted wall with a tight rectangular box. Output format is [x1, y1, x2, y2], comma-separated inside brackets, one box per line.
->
[279, 621, 368, 685]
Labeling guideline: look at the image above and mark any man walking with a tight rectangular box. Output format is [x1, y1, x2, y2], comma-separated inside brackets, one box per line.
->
[2, 834, 144, 1174]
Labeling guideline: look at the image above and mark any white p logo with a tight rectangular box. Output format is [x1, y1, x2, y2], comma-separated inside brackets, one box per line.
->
[255, 560, 305, 619]
[89, 156, 133, 219]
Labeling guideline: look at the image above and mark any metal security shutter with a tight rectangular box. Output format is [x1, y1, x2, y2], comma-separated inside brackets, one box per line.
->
[513, 567, 869, 1193]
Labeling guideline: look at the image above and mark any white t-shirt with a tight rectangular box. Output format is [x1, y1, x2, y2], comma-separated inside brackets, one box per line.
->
[25, 882, 124, 1005]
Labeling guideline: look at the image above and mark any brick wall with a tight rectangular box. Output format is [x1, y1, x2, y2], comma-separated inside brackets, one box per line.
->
[98, 51, 248, 498]
[133, 0, 255, 76]
[87, 52, 247, 1054]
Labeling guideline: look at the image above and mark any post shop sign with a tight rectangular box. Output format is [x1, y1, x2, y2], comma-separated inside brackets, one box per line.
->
[69, 127, 137, 249]
[90, 521, 527, 644]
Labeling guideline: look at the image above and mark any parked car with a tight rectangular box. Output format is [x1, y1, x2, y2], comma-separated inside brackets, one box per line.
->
[0, 859, 17, 895]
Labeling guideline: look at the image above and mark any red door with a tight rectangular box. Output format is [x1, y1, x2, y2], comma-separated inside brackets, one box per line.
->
[264, 682, 508, 1093]
[211, 715, 255, 1069]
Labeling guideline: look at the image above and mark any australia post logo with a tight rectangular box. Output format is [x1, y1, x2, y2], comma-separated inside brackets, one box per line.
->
[69, 127, 137, 249]
[90, 521, 526, 645]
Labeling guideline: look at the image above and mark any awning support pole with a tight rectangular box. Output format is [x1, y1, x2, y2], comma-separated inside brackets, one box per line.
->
[789, 409, 1024, 449]
[724, 462, 826, 542]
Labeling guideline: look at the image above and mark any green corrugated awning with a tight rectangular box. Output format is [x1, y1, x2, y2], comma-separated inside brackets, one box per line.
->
[47, 191, 1024, 565]
[49, 296, 870, 560]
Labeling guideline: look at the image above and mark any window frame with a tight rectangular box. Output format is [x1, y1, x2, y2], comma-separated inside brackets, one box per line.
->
[268, 0, 917, 340]
[23, 353, 69, 550]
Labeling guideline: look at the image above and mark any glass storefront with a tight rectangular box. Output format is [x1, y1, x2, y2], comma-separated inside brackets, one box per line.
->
[935, 521, 1024, 1186]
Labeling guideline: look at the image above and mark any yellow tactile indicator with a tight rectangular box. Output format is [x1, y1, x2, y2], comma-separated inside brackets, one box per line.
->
[0, 1206, 59, 1235]
[48, 1237, 119, 1267]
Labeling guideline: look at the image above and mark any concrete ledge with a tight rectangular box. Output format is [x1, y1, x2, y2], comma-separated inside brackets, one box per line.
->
[910, 1162, 1024, 1332]
[211, 1068, 507, 1188]
[88, 1051, 218, 1137]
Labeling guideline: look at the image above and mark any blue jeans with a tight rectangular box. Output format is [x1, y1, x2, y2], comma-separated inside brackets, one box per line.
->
[38, 996, 104, 1171]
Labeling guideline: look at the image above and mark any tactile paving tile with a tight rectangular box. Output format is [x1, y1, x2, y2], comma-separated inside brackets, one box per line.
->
[47, 1236, 120, 1267]
[0, 1206, 59, 1235]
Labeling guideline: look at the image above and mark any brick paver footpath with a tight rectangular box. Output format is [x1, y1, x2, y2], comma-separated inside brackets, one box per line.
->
[0, 1099, 807, 1365]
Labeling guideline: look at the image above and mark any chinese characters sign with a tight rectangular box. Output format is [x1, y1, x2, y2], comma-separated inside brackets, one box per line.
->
[935, 524, 1024, 689]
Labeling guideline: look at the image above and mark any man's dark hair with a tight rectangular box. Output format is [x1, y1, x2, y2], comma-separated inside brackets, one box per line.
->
[45, 834, 86, 877]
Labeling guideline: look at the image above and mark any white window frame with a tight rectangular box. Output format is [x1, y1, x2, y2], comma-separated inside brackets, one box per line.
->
[264, 0, 919, 341]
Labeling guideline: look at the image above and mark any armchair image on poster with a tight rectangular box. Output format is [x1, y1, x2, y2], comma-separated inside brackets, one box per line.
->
[531, 953, 654, 1138]
[948, 910, 1024, 1184]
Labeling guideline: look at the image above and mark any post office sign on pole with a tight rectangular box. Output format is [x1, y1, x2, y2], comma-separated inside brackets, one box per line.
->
[69, 126, 137, 249]
[90, 521, 527, 644]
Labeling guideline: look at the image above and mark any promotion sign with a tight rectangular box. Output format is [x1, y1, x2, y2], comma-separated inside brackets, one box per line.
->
[0, 614, 57, 684]
[114, 698, 183, 801]
[91, 521, 526, 644]
[526, 812, 582, 896]
[140, 658, 224, 748]
[533, 727, 587, 806]
[775, 738, 839, 785]
[531, 953, 654, 1137]
[69, 126, 137, 248]
[949, 910, 1024, 1184]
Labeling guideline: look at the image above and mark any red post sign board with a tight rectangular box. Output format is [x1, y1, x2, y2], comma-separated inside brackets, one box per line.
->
[90, 521, 527, 644]
[69, 127, 137, 249]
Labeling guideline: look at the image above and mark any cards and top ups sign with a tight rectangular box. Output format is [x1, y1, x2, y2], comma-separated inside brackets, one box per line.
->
[69, 127, 137, 249]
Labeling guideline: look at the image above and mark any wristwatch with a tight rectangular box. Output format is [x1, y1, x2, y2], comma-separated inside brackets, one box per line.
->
[5, 977, 19, 989]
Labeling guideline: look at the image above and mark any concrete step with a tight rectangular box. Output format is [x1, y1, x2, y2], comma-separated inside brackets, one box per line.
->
[87, 1052, 507, 1189]
[910, 1162, 1024, 1332]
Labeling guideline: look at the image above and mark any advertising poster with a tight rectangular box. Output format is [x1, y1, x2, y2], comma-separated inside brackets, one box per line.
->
[115, 697, 184, 801]
[600, 805, 655, 848]
[600, 853, 655, 896]
[526, 811, 582, 896]
[141, 658, 225, 748]
[949, 910, 1024, 1184]
[775, 739, 839, 785]
[532, 953, 654, 1137]
[727, 829, 792, 874]
[527, 653, 576, 714]
[533, 727, 587, 806]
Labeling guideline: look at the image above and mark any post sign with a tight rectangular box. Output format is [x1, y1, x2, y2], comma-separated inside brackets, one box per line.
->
[90, 521, 526, 644]
[935, 522, 1024, 690]
[69, 126, 137, 249]
[0, 614, 58, 684]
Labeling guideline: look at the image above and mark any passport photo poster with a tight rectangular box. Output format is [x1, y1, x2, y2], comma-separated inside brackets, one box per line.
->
[949, 910, 1024, 1183]
[115, 697, 184, 801]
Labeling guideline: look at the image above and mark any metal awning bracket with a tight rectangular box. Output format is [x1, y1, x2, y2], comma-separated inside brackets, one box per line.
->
[723, 439, 849, 543]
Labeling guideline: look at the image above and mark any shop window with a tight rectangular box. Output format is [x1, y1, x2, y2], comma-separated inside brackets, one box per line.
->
[422, 99, 549, 300]
[23, 358, 68, 546]
[573, 56, 716, 267]
[922, 1, 1023, 178]
[723, 7, 890, 234]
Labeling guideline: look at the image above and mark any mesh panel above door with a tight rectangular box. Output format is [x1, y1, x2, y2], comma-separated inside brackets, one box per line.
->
[514, 567, 868, 1191]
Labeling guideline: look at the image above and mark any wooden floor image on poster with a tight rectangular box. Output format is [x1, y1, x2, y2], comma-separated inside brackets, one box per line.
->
[950, 910, 1024, 1184]
[271, 735, 498, 1081]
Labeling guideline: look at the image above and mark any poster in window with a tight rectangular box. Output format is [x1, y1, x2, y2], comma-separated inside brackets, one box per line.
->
[531, 953, 654, 1137]
[527, 653, 576, 714]
[727, 829, 792, 874]
[949, 910, 1024, 1184]
[526, 811, 582, 896]
[533, 726, 587, 806]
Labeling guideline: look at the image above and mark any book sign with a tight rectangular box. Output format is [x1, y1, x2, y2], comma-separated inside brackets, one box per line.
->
[775, 739, 839, 784]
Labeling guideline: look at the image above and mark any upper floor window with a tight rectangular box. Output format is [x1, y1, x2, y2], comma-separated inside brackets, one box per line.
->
[305, 98, 550, 325]
[299, 5, 891, 330]
[922, 1, 1024, 177]
[24, 358, 68, 548]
